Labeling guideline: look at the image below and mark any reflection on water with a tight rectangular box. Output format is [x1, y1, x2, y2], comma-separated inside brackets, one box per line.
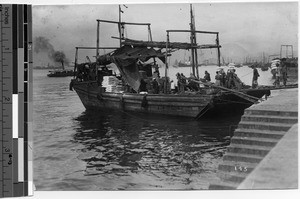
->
[70, 109, 240, 190]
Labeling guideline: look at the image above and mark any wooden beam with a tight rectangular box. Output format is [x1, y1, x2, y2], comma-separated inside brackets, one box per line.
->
[97, 19, 151, 26]
[116, 37, 222, 50]
[167, 29, 219, 35]
[76, 47, 118, 50]
[199, 45, 222, 49]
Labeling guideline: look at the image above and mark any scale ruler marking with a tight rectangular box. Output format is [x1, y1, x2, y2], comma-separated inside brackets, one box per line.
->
[0, 4, 33, 198]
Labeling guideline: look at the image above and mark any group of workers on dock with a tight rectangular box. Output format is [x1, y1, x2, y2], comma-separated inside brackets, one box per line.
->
[146, 66, 248, 94]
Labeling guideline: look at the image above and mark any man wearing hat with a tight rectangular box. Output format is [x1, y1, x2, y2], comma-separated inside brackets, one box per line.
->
[152, 78, 159, 94]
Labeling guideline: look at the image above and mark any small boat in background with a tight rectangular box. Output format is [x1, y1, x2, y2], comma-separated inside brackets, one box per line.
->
[228, 63, 243, 68]
[47, 55, 74, 77]
[47, 69, 74, 77]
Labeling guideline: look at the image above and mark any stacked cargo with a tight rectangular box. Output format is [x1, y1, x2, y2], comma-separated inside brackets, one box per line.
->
[102, 76, 123, 93]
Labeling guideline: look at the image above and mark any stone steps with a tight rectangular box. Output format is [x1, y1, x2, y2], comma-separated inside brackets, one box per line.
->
[218, 171, 249, 184]
[227, 144, 273, 156]
[242, 114, 298, 124]
[234, 128, 285, 139]
[238, 121, 293, 131]
[244, 109, 298, 117]
[209, 100, 298, 190]
[230, 137, 278, 147]
[223, 152, 263, 163]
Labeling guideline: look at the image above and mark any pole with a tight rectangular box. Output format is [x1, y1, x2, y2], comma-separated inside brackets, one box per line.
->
[148, 25, 153, 41]
[164, 32, 169, 93]
[189, 4, 195, 76]
[216, 33, 221, 67]
[96, 20, 100, 57]
[118, 5, 122, 47]
[74, 47, 78, 78]
[191, 5, 199, 79]
[148, 24, 156, 65]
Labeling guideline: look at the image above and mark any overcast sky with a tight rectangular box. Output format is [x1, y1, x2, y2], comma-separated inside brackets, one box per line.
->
[32, 1, 298, 65]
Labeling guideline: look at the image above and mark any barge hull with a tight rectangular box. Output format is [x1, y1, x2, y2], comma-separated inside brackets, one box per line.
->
[73, 82, 214, 118]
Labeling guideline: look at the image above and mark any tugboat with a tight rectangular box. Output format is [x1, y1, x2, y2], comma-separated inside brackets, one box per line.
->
[47, 70, 74, 77]
[47, 60, 74, 77]
[70, 5, 271, 119]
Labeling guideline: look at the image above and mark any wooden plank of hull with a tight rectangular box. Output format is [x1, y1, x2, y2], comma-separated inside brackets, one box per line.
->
[73, 83, 212, 117]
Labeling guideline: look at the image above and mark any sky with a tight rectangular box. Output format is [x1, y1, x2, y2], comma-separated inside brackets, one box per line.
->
[32, 1, 298, 66]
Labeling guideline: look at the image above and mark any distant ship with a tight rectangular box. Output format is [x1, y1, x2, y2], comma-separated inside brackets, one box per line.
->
[47, 69, 74, 77]
[173, 58, 202, 67]
[47, 62, 74, 77]
[228, 63, 243, 68]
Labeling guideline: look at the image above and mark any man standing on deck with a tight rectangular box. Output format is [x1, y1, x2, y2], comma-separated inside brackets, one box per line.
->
[219, 68, 226, 87]
[252, 65, 260, 88]
[176, 73, 182, 93]
[139, 79, 148, 93]
[180, 73, 187, 92]
[152, 78, 159, 94]
[215, 71, 221, 86]
[204, 71, 211, 82]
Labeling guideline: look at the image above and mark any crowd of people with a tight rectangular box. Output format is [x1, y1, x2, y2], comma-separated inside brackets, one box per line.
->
[176, 72, 200, 93]
[79, 60, 289, 94]
[213, 67, 244, 90]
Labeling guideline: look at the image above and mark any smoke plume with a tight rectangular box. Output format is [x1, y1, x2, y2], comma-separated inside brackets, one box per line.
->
[34, 36, 54, 53]
[34, 36, 69, 68]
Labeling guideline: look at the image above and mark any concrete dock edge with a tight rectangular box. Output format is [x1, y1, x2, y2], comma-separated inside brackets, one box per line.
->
[209, 88, 298, 189]
[238, 123, 298, 189]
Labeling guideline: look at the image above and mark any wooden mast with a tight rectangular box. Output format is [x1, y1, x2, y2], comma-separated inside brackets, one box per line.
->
[191, 5, 199, 78]
[74, 47, 78, 78]
[118, 5, 122, 47]
[96, 20, 100, 57]
[189, 4, 196, 76]
[148, 24, 157, 65]
[164, 32, 169, 93]
[216, 33, 221, 67]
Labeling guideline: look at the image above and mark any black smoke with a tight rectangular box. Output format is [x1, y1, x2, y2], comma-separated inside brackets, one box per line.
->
[34, 36, 69, 69]
[52, 51, 67, 70]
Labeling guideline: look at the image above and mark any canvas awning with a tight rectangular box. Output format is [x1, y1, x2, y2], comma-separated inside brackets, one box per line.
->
[96, 45, 165, 92]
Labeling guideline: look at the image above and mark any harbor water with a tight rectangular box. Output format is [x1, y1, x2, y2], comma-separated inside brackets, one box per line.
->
[33, 66, 282, 190]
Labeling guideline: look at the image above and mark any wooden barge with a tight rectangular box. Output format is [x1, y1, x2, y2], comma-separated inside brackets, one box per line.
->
[70, 5, 272, 119]
[71, 80, 271, 118]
